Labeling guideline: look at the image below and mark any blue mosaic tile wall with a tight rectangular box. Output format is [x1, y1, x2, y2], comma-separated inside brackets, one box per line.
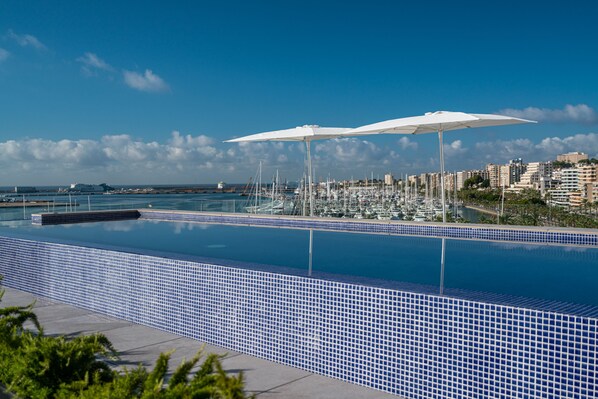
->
[139, 210, 598, 246]
[0, 235, 596, 398]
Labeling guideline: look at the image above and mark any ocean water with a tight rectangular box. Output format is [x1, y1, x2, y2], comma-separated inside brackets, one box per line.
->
[2, 219, 597, 308]
[0, 192, 244, 221]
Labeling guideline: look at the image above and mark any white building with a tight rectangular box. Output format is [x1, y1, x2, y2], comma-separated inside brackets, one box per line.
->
[384, 173, 394, 186]
[509, 162, 553, 193]
[548, 189, 571, 207]
[549, 164, 598, 207]
[486, 164, 501, 188]
[560, 169, 578, 191]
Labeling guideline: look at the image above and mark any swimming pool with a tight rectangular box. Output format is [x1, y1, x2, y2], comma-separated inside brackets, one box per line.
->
[2, 213, 598, 398]
[3, 219, 598, 312]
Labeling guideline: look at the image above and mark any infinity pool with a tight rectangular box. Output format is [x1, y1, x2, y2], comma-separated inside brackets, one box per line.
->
[2, 219, 597, 309]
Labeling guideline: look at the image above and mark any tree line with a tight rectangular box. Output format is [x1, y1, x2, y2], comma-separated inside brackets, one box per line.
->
[458, 188, 598, 228]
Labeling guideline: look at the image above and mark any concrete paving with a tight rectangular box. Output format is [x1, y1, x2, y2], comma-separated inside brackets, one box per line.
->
[1, 287, 399, 398]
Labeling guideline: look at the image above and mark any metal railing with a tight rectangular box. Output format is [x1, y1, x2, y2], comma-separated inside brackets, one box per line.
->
[3, 193, 598, 229]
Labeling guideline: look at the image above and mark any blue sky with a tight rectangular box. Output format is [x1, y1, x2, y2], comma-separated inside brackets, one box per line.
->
[1, 1, 597, 185]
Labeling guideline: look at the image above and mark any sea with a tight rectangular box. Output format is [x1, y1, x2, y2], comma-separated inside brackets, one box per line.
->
[0, 184, 248, 222]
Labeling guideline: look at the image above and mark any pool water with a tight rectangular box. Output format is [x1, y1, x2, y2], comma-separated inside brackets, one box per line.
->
[2, 219, 597, 308]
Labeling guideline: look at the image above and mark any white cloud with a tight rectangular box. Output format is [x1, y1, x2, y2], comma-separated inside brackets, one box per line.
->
[443, 140, 468, 158]
[166, 131, 218, 163]
[0, 132, 225, 184]
[500, 104, 598, 125]
[6, 29, 47, 50]
[2, 131, 596, 185]
[398, 136, 418, 150]
[169, 131, 213, 148]
[313, 138, 401, 172]
[473, 133, 598, 164]
[233, 141, 296, 173]
[0, 48, 9, 62]
[101, 134, 159, 162]
[76, 52, 114, 76]
[123, 69, 169, 92]
[0, 138, 107, 168]
[535, 133, 598, 156]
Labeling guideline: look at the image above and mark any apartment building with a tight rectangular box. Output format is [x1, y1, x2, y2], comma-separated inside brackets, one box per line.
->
[557, 152, 588, 163]
[549, 164, 598, 207]
[486, 164, 501, 188]
[509, 162, 553, 193]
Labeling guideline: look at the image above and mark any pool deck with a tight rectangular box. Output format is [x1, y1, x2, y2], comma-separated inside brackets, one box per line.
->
[1, 287, 398, 399]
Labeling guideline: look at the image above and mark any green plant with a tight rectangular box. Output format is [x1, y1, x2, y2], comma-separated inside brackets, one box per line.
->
[0, 277, 252, 399]
[463, 175, 484, 188]
[57, 349, 251, 399]
[5, 333, 116, 398]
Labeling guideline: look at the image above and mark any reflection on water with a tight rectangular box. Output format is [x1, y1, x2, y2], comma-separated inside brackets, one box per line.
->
[0, 220, 31, 228]
[172, 222, 209, 234]
[490, 242, 589, 254]
[100, 220, 138, 233]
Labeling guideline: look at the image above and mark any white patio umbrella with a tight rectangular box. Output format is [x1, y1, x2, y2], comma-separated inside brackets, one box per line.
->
[344, 111, 536, 222]
[225, 125, 353, 216]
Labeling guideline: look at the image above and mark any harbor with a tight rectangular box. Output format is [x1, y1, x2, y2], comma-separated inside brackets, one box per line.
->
[240, 174, 473, 222]
[0, 181, 520, 228]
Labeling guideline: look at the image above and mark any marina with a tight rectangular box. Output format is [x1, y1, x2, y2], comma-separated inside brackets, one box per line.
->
[0, 182, 487, 224]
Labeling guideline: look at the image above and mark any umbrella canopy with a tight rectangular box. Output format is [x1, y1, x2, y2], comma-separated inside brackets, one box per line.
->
[345, 111, 536, 222]
[345, 111, 535, 135]
[226, 125, 354, 216]
[225, 125, 352, 143]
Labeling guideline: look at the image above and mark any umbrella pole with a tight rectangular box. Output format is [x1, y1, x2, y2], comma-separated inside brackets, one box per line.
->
[308, 229, 313, 276]
[438, 129, 446, 223]
[302, 174, 307, 216]
[306, 140, 314, 217]
[439, 237, 446, 295]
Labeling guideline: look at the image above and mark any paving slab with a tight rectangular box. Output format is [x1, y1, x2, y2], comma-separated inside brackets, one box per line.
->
[256, 373, 396, 398]
[1, 287, 400, 398]
[0, 289, 54, 308]
[41, 312, 133, 337]
[29, 302, 93, 325]
[0, 386, 12, 399]
[218, 354, 312, 395]
[112, 335, 239, 371]
[99, 323, 183, 353]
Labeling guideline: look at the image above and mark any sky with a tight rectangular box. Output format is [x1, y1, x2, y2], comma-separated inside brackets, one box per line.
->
[1, 0, 597, 185]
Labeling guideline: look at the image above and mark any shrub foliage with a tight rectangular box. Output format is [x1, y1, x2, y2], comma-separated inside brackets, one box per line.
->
[0, 276, 252, 399]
